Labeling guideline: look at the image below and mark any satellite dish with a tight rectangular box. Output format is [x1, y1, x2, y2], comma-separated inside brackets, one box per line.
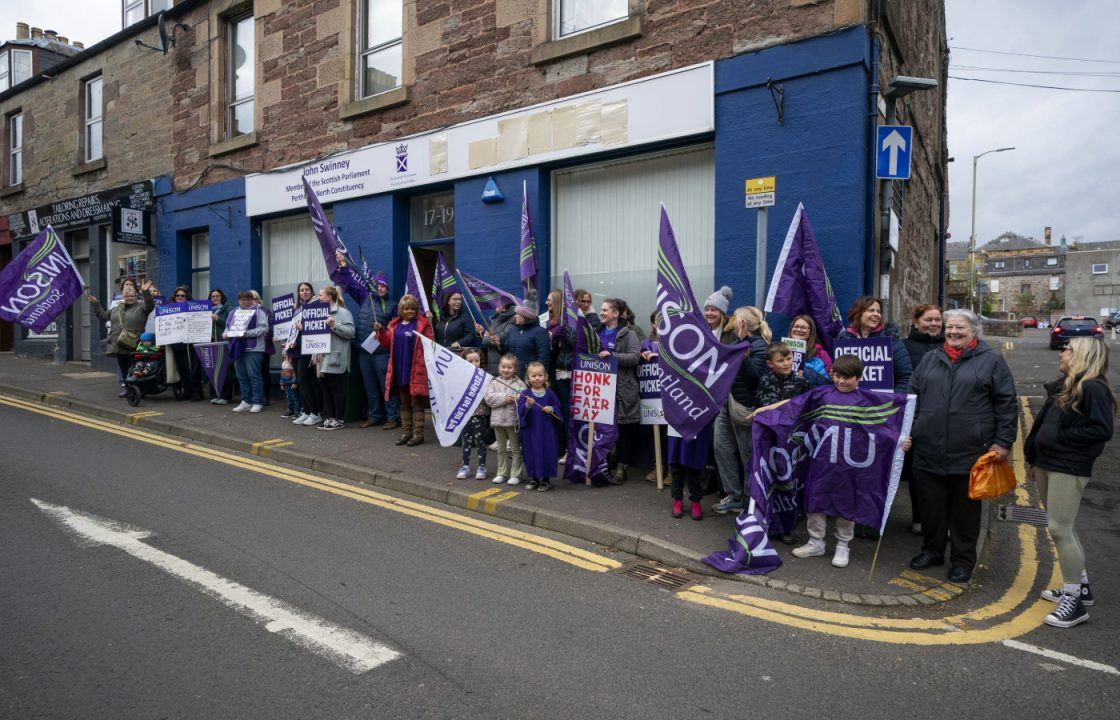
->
[134, 12, 190, 55]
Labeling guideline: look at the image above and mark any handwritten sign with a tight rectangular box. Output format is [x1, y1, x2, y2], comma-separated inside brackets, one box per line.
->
[154, 301, 212, 345]
[570, 353, 617, 424]
[299, 301, 332, 354]
[831, 337, 895, 391]
[226, 308, 256, 338]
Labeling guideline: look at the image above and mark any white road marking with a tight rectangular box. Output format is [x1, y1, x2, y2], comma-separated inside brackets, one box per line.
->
[1002, 639, 1120, 676]
[31, 498, 401, 674]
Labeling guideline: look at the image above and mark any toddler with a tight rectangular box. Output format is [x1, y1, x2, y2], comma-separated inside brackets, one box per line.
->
[483, 355, 526, 486]
[456, 350, 491, 480]
[517, 361, 563, 492]
[280, 357, 301, 419]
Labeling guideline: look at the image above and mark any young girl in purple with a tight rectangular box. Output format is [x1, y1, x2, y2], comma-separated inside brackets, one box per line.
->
[517, 361, 564, 492]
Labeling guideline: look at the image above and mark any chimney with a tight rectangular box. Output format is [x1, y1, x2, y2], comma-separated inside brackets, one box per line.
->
[16, 22, 30, 40]
[72, 40, 83, 49]
[57, 36, 68, 45]
[30, 27, 43, 40]
[1044, 226, 1052, 245]
[44, 30, 58, 42]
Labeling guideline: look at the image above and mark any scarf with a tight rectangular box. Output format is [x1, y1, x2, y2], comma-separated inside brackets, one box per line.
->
[943, 337, 979, 364]
[847, 323, 885, 338]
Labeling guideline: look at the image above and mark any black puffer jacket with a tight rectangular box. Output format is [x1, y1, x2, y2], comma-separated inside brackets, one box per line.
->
[1025, 378, 1115, 477]
[908, 340, 1018, 475]
[434, 310, 480, 349]
[903, 328, 944, 371]
[722, 332, 769, 407]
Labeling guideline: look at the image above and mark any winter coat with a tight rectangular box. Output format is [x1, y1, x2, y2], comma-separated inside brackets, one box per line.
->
[434, 310, 480, 349]
[722, 332, 768, 407]
[908, 340, 1018, 476]
[484, 308, 517, 375]
[903, 328, 945, 373]
[210, 301, 232, 342]
[1025, 378, 1115, 477]
[91, 291, 155, 355]
[484, 375, 526, 427]
[225, 306, 270, 353]
[605, 324, 642, 425]
[501, 321, 550, 378]
[335, 265, 395, 353]
[837, 324, 913, 392]
[377, 314, 435, 398]
[756, 371, 813, 407]
[549, 322, 574, 376]
[316, 304, 356, 375]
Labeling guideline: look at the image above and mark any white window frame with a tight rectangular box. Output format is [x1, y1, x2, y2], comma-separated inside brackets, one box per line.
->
[191, 231, 211, 299]
[358, 0, 403, 99]
[84, 76, 103, 162]
[0, 52, 9, 92]
[227, 13, 255, 138]
[8, 113, 21, 186]
[555, 0, 629, 39]
[1023, 259, 1031, 268]
[1092, 263, 1109, 275]
[11, 49, 33, 86]
[1046, 257, 1058, 266]
[993, 260, 1005, 269]
[990, 279, 1000, 294]
[124, 0, 146, 27]
[1050, 276, 1060, 291]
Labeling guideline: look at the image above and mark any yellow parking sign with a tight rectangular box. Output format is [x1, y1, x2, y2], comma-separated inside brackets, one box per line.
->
[745, 176, 776, 208]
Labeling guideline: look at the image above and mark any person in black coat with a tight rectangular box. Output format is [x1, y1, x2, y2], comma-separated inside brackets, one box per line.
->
[1025, 337, 1115, 628]
[907, 308, 1017, 583]
[433, 292, 480, 350]
[901, 303, 944, 534]
[480, 304, 549, 379]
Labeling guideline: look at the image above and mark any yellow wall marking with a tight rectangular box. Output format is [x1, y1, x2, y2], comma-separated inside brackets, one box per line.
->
[467, 487, 504, 510]
[483, 490, 519, 514]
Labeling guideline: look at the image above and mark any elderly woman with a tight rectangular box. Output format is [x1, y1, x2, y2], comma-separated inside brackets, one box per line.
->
[908, 308, 1017, 583]
[87, 278, 157, 397]
[837, 296, 912, 392]
[313, 285, 356, 431]
[598, 297, 642, 485]
[375, 294, 435, 446]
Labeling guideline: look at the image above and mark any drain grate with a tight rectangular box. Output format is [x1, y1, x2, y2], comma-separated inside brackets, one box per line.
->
[617, 561, 696, 592]
[998, 504, 1048, 527]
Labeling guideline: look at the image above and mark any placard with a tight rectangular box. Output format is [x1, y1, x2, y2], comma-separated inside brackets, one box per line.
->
[637, 357, 665, 425]
[154, 301, 212, 345]
[782, 336, 807, 373]
[569, 353, 617, 424]
[831, 337, 895, 391]
[360, 332, 381, 354]
[226, 307, 256, 338]
[270, 293, 296, 343]
[299, 301, 332, 354]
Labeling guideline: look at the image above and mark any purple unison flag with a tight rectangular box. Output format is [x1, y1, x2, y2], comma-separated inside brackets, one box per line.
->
[405, 245, 431, 314]
[764, 203, 844, 348]
[430, 252, 460, 322]
[563, 270, 599, 355]
[460, 269, 519, 314]
[193, 342, 231, 395]
[564, 417, 618, 486]
[655, 207, 749, 440]
[519, 180, 538, 309]
[704, 385, 915, 574]
[302, 176, 344, 280]
[0, 226, 84, 333]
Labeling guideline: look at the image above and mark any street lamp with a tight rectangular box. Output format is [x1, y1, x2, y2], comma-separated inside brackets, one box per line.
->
[968, 146, 1015, 313]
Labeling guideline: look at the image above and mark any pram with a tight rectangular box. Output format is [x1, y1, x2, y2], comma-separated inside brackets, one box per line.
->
[123, 349, 184, 406]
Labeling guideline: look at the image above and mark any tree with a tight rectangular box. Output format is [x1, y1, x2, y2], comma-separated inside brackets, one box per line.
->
[1014, 290, 1035, 317]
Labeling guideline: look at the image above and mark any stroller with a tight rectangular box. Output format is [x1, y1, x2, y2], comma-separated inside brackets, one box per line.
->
[123, 346, 183, 407]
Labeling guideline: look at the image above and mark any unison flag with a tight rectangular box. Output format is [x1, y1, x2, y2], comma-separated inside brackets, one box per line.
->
[0, 226, 84, 333]
[655, 207, 749, 440]
[764, 204, 843, 348]
[302, 176, 345, 281]
[420, 335, 493, 447]
[563, 270, 599, 355]
[519, 180, 538, 308]
[193, 342, 231, 396]
[405, 246, 431, 314]
[460, 269, 519, 314]
[430, 252, 460, 322]
[704, 385, 915, 574]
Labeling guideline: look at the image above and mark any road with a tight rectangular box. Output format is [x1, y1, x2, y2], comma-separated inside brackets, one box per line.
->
[1, 331, 1117, 718]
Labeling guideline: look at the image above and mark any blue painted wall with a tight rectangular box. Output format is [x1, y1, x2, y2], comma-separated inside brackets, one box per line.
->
[714, 27, 871, 325]
[157, 177, 253, 296]
[330, 192, 408, 306]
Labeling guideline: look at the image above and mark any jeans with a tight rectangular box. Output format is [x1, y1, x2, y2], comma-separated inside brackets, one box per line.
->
[358, 350, 399, 423]
[234, 352, 264, 405]
[283, 386, 301, 415]
[713, 404, 753, 500]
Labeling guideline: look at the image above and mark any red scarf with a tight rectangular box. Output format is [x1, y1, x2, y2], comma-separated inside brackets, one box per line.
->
[943, 337, 979, 363]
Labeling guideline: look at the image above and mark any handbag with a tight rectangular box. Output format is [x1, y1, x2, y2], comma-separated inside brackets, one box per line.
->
[727, 395, 754, 428]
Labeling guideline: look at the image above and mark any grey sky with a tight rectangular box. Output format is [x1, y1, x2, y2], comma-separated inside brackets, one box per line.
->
[4, 1, 1118, 246]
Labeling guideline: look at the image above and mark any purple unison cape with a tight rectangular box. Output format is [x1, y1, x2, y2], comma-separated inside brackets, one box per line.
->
[517, 388, 563, 478]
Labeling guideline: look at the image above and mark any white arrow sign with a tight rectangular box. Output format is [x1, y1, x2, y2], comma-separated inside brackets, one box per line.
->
[882, 129, 908, 177]
[31, 498, 401, 674]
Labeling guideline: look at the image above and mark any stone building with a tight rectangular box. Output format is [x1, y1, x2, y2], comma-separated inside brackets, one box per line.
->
[944, 240, 967, 309]
[1064, 240, 1120, 319]
[977, 231, 1065, 320]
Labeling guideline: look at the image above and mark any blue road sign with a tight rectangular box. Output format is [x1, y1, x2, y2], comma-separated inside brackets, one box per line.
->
[876, 125, 913, 180]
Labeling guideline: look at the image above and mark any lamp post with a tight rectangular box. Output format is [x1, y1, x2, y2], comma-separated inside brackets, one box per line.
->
[968, 146, 1015, 313]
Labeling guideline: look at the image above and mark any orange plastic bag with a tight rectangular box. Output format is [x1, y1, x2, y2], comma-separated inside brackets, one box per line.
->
[969, 450, 1016, 500]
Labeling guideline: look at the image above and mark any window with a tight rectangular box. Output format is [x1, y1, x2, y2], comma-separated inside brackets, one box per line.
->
[1050, 276, 1060, 291]
[0, 53, 8, 91]
[1046, 257, 1058, 266]
[124, 0, 145, 26]
[191, 232, 210, 299]
[11, 49, 32, 86]
[1021, 284, 1031, 294]
[993, 260, 1005, 269]
[227, 14, 255, 138]
[84, 76, 103, 162]
[990, 279, 1000, 293]
[556, 0, 628, 37]
[1023, 259, 1031, 268]
[8, 113, 21, 186]
[410, 192, 456, 242]
[1092, 263, 1109, 275]
[150, 0, 172, 14]
[359, 0, 402, 98]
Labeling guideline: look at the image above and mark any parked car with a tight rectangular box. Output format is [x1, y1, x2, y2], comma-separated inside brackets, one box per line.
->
[1049, 316, 1104, 349]
[1104, 311, 1120, 329]
[1020, 316, 1038, 328]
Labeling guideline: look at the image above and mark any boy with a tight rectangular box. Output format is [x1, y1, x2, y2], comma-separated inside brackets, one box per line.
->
[279, 357, 301, 419]
[756, 342, 813, 407]
[129, 332, 161, 381]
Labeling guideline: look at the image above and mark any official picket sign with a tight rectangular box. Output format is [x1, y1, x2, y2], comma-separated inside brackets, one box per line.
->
[299, 301, 332, 354]
[154, 301, 212, 345]
[637, 357, 665, 425]
[570, 353, 617, 424]
[270, 293, 297, 343]
[831, 337, 895, 391]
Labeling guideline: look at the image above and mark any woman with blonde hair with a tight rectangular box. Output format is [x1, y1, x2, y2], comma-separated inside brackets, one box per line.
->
[1026, 337, 1115, 628]
[313, 284, 356, 430]
[375, 294, 435, 446]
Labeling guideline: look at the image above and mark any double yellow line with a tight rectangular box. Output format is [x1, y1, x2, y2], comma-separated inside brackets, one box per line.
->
[0, 393, 621, 574]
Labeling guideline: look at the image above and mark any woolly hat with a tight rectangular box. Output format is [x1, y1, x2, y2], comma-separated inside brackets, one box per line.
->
[139, 332, 155, 343]
[514, 303, 537, 321]
[703, 286, 733, 315]
[373, 272, 389, 289]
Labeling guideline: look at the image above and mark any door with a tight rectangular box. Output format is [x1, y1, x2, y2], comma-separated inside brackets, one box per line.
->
[69, 230, 91, 361]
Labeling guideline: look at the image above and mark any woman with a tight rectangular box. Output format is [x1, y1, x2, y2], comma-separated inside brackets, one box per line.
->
[483, 301, 517, 377]
[908, 309, 1017, 583]
[434, 291, 480, 350]
[837, 296, 913, 392]
[598, 297, 642, 485]
[289, 282, 325, 426]
[223, 290, 270, 413]
[546, 289, 573, 453]
[166, 285, 204, 401]
[375, 294, 435, 446]
[314, 285, 356, 430]
[249, 290, 274, 406]
[1025, 338, 1114, 628]
[207, 288, 234, 404]
[712, 302, 771, 515]
[788, 314, 832, 387]
[901, 303, 944, 534]
[575, 289, 601, 331]
[481, 304, 549, 380]
[87, 278, 156, 397]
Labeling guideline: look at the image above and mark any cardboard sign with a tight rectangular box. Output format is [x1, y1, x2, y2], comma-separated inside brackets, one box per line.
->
[299, 301, 332, 354]
[226, 307, 256, 338]
[570, 353, 617, 424]
[154, 301, 212, 345]
[637, 357, 665, 425]
[271, 293, 297, 343]
[783, 336, 807, 373]
[831, 337, 895, 391]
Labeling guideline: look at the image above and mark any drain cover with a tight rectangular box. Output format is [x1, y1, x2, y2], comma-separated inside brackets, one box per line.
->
[617, 561, 695, 592]
[998, 504, 1048, 527]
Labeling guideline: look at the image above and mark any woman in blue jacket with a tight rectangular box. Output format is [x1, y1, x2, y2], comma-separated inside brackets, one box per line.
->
[481, 303, 549, 379]
[836, 296, 912, 392]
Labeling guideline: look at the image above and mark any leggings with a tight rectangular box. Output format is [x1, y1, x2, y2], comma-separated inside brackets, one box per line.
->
[296, 356, 322, 415]
[615, 422, 643, 465]
[320, 372, 348, 421]
[670, 463, 704, 503]
[1036, 469, 1090, 585]
[115, 353, 132, 383]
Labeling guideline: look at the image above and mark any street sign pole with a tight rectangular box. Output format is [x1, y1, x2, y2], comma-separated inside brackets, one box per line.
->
[755, 207, 767, 307]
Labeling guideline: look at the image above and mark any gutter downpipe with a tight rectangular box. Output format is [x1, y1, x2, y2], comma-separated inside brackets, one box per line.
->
[938, 191, 947, 306]
[865, 31, 880, 297]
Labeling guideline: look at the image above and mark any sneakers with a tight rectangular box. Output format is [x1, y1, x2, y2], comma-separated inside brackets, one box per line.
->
[1044, 592, 1089, 628]
[537, 480, 551, 492]
[832, 543, 850, 568]
[213, 398, 230, 405]
[671, 499, 684, 518]
[690, 502, 703, 521]
[507, 477, 521, 486]
[525, 479, 539, 491]
[792, 539, 826, 558]
[712, 496, 744, 515]
[492, 475, 507, 485]
[318, 419, 343, 430]
[249, 404, 263, 413]
[280, 411, 295, 419]
[292, 413, 309, 425]
[232, 401, 251, 413]
[475, 466, 487, 480]
[456, 465, 470, 480]
[300, 413, 322, 426]
[1042, 584, 1094, 607]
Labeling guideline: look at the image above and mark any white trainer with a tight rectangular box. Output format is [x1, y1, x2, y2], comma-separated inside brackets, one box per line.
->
[832, 543, 850, 568]
[792, 539, 826, 558]
[475, 466, 487, 480]
[292, 413, 308, 424]
[249, 404, 263, 413]
[507, 477, 521, 486]
[492, 475, 507, 484]
[232, 401, 251, 413]
[302, 413, 322, 426]
[456, 465, 470, 480]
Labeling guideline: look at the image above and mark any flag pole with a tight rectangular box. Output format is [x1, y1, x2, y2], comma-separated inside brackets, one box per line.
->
[653, 426, 664, 492]
[868, 533, 885, 581]
[585, 420, 595, 486]
[489, 375, 562, 423]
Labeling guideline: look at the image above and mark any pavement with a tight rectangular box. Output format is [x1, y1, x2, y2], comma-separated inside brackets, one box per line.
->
[0, 340, 1027, 608]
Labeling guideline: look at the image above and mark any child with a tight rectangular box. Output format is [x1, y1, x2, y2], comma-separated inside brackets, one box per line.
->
[668, 422, 713, 521]
[129, 332, 161, 380]
[483, 354, 526, 486]
[279, 357, 301, 419]
[756, 342, 814, 407]
[456, 350, 491, 480]
[517, 361, 564, 492]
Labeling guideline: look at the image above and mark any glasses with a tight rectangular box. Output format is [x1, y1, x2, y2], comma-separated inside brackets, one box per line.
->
[174, 293, 188, 299]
